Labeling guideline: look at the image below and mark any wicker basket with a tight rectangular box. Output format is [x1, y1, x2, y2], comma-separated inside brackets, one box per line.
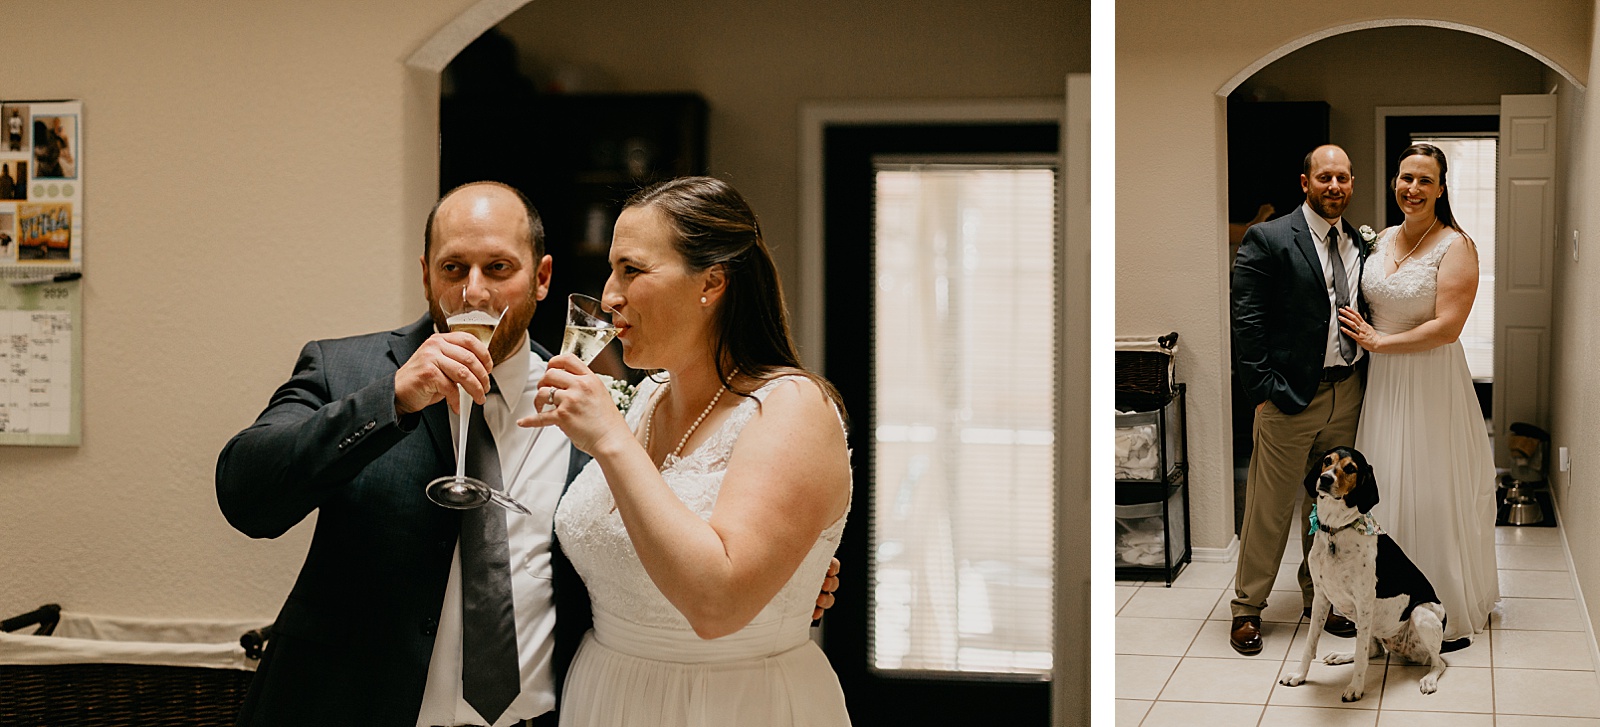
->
[0, 605, 270, 727]
[1115, 332, 1179, 411]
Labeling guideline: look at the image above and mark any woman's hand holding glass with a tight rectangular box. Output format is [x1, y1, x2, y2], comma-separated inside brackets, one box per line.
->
[519, 355, 635, 457]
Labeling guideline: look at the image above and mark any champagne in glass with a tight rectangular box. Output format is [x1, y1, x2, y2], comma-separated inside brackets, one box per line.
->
[447, 309, 499, 346]
[561, 325, 618, 363]
[562, 293, 618, 363]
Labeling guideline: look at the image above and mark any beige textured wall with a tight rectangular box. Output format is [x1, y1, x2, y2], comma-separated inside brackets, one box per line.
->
[0, 0, 1089, 631]
[0, 0, 476, 621]
[1117, 2, 1593, 554]
[494, 0, 1089, 313]
[1550, 12, 1600, 645]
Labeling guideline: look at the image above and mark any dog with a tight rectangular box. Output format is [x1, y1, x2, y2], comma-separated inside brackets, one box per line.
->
[1277, 446, 1450, 702]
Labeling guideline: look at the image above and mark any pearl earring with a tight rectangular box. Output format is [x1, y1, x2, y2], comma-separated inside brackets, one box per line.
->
[700, 296, 707, 304]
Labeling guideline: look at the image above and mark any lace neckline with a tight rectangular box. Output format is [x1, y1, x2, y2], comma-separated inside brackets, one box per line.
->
[1380, 225, 1455, 277]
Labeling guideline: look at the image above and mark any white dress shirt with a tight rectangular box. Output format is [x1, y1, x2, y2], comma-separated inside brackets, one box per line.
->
[417, 336, 570, 727]
[1301, 202, 1365, 368]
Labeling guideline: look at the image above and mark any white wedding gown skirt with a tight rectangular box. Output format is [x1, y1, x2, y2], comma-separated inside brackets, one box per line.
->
[1354, 229, 1499, 641]
[559, 609, 845, 726]
[555, 376, 851, 726]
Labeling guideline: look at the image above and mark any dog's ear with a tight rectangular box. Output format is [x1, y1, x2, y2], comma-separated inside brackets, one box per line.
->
[1303, 455, 1323, 499]
[1346, 460, 1381, 514]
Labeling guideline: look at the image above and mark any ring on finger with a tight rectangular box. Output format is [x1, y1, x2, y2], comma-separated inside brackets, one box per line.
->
[548, 388, 559, 408]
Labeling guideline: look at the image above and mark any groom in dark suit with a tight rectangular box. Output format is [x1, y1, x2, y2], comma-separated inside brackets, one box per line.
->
[217, 182, 590, 726]
[1229, 145, 1368, 655]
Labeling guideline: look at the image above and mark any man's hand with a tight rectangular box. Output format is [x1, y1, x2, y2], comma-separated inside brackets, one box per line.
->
[812, 557, 841, 621]
[394, 332, 493, 416]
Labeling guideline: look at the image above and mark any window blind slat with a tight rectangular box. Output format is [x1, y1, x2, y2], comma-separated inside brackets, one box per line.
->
[869, 165, 1056, 677]
[1414, 136, 1496, 380]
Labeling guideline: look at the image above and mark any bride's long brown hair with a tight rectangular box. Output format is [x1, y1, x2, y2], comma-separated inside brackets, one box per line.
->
[624, 176, 845, 417]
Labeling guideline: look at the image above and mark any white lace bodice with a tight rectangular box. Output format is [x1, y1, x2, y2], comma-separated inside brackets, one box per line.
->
[1361, 226, 1459, 335]
[554, 375, 849, 636]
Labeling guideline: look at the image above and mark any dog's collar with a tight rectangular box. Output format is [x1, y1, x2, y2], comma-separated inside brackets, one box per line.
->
[1309, 503, 1386, 537]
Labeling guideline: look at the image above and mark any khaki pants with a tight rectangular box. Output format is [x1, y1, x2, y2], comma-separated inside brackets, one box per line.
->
[1231, 374, 1363, 618]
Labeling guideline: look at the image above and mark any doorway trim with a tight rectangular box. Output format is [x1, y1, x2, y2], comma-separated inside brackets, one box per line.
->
[405, 0, 528, 72]
[1218, 19, 1585, 96]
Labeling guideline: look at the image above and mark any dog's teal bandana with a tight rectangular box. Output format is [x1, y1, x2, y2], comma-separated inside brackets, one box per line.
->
[1309, 503, 1386, 536]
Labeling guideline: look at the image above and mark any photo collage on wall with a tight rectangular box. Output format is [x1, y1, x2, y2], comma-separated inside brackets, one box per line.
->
[0, 100, 81, 271]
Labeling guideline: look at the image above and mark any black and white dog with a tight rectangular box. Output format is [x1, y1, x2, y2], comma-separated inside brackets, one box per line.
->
[1277, 446, 1449, 702]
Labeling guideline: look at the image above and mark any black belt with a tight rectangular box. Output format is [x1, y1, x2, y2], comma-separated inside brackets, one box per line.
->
[1321, 365, 1355, 383]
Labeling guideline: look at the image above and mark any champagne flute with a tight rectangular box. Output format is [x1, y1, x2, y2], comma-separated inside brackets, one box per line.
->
[561, 293, 620, 365]
[424, 288, 532, 515]
[518, 294, 619, 452]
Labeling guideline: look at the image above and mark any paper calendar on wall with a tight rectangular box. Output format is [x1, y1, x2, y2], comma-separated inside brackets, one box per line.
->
[0, 99, 82, 446]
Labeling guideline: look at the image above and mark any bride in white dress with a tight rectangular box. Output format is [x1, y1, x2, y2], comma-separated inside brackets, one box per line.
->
[1339, 143, 1499, 643]
[521, 176, 852, 726]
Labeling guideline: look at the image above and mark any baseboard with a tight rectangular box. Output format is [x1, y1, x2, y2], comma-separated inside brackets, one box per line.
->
[1548, 489, 1600, 695]
[1191, 536, 1239, 563]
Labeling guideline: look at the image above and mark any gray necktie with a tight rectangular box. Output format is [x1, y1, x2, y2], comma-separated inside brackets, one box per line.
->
[460, 389, 520, 724]
[1325, 226, 1358, 363]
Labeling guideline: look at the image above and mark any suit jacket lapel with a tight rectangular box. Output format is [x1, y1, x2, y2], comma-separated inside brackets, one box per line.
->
[1289, 211, 1325, 300]
[389, 314, 454, 466]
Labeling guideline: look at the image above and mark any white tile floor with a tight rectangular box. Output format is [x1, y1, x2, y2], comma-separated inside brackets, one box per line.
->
[1116, 523, 1600, 726]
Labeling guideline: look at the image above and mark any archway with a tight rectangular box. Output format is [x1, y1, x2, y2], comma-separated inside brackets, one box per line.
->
[1217, 18, 1584, 96]
[1216, 21, 1575, 538]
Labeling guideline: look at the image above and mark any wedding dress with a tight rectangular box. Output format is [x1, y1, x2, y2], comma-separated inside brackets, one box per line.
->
[1353, 227, 1499, 641]
[553, 376, 852, 726]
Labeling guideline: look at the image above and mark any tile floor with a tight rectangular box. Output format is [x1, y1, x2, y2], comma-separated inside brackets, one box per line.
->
[1116, 522, 1600, 726]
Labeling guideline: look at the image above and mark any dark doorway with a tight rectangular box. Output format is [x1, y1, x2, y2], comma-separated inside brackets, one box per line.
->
[1224, 99, 1331, 534]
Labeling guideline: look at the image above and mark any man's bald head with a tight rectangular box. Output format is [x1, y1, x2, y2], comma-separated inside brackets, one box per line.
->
[1303, 145, 1351, 177]
[424, 181, 544, 262]
[1301, 145, 1353, 223]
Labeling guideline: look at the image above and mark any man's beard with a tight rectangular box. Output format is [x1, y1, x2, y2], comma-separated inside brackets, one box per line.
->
[428, 292, 538, 365]
[1310, 192, 1349, 221]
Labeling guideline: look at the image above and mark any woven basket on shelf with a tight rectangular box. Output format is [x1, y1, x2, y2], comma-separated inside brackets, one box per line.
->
[1115, 332, 1178, 411]
[0, 605, 269, 727]
[0, 662, 255, 726]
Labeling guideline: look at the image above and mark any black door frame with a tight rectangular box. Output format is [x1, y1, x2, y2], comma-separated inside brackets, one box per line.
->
[821, 121, 1059, 724]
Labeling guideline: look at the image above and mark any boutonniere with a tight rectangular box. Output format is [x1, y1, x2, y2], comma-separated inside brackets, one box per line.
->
[1358, 225, 1377, 255]
[598, 374, 638, 411]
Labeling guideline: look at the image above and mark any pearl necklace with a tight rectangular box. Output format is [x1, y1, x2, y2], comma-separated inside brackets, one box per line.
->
[1393, 216, 1437, 268]
[644, 374, 732, 463]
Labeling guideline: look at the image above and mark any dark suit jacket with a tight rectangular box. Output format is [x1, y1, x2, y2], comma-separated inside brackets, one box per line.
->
[216, 315, 593, 727]
[1231, 208, 1369, 415]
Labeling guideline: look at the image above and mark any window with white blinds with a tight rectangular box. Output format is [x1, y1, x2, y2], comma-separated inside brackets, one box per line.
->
[1413, 135, 1496, 380]
[869, 161, 1056, 677]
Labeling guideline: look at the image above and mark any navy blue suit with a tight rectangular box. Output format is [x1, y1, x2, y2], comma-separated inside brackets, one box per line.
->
[1231, 210, 1369, 414]
[216, 315, 592, 726]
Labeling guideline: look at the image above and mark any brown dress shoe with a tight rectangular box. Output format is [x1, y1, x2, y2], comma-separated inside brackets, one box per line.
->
[1303, 608, 1359, 638]
[1230, 616, 1263, 655]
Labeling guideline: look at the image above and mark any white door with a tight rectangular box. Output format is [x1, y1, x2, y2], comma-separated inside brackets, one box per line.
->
[1493, 93, 1557, 466]
[1055, 72, 1089, 727]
